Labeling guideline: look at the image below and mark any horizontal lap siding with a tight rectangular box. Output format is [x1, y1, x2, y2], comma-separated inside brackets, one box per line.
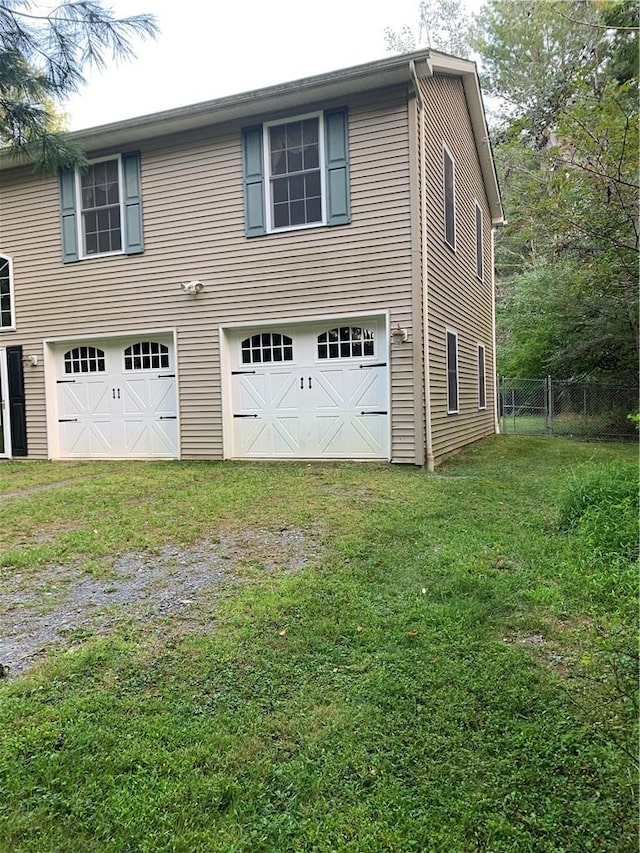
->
[0, 86, 416, 462]
[420, 76, 495, 462]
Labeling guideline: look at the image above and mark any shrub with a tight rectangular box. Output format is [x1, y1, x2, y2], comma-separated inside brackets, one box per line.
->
[559, 461, 639, 560]
[557, 461, 638, 614]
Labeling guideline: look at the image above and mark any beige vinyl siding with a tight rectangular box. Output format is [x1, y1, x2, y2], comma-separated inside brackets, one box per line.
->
[0, 86, 418, 462]
[419, 74, 495, 461]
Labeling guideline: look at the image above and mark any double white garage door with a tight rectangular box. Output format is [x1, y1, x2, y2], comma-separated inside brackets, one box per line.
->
[53, 335, 178, 459]
[228, 317, 390, 459]
[49, 318, 390, 461]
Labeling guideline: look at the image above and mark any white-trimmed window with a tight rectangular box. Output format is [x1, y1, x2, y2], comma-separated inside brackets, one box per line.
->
[443, 145, 456, 250]
[0, 255, 15, 330]
[242, 108, 350, 237]
[78, 156, 123, 257]
[266, 114, 324, 230]
[59, 151, 143, 263]
[477, 343, 487, 410]
[446, 329, 459, 414]
[475, 201, 484, 280]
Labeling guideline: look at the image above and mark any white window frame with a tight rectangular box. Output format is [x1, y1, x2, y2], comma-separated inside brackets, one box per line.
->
[446, 328, 459, 414]
[0, 254, 16, 332]
[442, 143, 457, 251]
[75, 154, 125, 260]
[475, 201, 484, 281]
[477, 342, 487, 410]
[263, 111, 327, 234]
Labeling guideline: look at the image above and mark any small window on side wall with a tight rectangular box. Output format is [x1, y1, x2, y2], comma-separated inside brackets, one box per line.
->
[478, 343, 486, 410]
[475, 202, 484, 280]
[0, 255, 15, 330]
[446, 330, 459, 414]
[443, 145, 456, 250]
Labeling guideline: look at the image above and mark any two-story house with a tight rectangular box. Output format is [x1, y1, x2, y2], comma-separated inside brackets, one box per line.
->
[0, 49, 503, 469]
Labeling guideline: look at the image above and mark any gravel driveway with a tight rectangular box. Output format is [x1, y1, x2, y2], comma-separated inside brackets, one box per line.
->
[0, 527, 319, 678]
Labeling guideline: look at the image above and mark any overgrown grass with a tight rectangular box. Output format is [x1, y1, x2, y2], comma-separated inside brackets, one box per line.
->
[0, 437, 637, 852]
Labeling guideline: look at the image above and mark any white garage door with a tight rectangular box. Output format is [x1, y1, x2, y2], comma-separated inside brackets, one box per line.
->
[229, 318, 389, 459]
[55, 337, 178, 459]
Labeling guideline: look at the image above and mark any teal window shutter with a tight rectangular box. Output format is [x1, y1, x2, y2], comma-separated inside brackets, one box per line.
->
[59, 167, 78, 263]
[324, 108, 350, 226]
[122, 151, 144, 254]
[242, 126, 266, 237]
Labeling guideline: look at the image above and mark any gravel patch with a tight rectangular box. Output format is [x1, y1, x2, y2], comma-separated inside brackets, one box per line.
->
[0, 527, 320, 678]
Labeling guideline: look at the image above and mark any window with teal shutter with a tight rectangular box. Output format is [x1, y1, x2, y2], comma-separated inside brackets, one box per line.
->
[59, 152, 144, 262]
[242, 107, 350, 236]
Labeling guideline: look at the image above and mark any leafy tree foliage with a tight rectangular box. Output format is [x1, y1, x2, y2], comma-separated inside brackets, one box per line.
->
[385, 0, 473, 57]
[0, 1, 157, 171]
[474, 0, 639, 384]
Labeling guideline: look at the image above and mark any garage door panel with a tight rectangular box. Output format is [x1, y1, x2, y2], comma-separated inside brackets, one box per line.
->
[314, 368, 385, 411]
[236, 371, 300, 412]
[59, 420, 113, 457]
[235, 415, 301, 456]
[59, 381, 111, 417]
[316, 414, 386, 458]
[121, 376, 176, 416]
[123, 418, 178, 456]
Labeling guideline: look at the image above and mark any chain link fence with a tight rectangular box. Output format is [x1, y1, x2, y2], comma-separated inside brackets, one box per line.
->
[499, 376, 638, 441]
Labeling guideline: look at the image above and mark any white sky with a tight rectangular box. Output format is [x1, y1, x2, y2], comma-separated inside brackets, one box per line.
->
[59, 0, 474, 130]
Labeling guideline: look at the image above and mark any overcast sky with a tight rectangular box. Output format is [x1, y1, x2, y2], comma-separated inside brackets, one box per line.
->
[60, 0, 475, 130]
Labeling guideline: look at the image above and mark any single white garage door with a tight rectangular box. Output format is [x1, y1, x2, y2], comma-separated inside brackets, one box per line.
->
[54, 336, 178, 459]
[229, 317, 389, 459]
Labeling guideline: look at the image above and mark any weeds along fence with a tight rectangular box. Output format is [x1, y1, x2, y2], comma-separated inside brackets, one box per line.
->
[498, 376, 638, 441]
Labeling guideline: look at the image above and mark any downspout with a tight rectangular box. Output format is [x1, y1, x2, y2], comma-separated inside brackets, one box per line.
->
[410, 59, 435, 472]
[491, 227, 500, 435]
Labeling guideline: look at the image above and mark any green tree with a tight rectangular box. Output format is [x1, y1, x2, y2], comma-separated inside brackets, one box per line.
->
[474, 0, 639, 383]
[0, 1, 158, 171]
[385, 0, 473, 57]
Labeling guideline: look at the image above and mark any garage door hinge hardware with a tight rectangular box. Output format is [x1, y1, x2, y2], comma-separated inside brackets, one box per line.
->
[56, 379, 76, 383]
[232, 370, 256, 375]
[359, 362, 387, 369]
[234, 413, 258, 418]
[158, 416, 177, 420]
[58, 418, 78, 422]
[360, 411, 388, 416]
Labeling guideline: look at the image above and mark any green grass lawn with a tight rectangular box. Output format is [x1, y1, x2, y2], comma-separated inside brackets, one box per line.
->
[0, 437, 637, 852]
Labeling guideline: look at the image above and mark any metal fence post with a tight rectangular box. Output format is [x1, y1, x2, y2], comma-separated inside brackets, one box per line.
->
[547, 375, 554, 435]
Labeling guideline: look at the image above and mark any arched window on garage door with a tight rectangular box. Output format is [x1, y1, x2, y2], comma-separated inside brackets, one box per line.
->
[124, 341, 169, 370]
[241, 332, 293, 364]
[63, 346, 106, 374]
[317, 326, 375, 359]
